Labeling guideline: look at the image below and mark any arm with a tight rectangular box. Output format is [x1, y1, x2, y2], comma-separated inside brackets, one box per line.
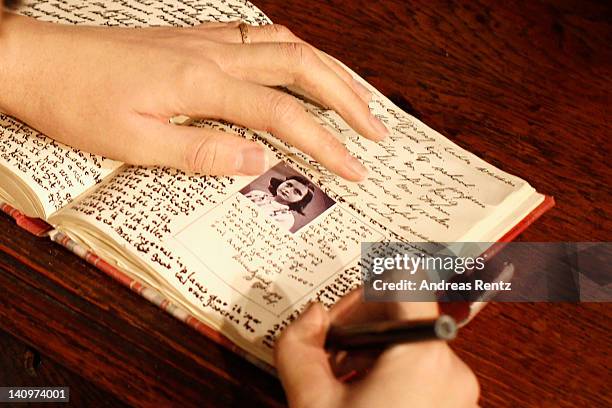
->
[0, 11, 387, 180]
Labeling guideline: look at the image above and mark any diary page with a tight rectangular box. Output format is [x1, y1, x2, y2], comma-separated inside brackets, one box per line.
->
[0, 115, 122, 217]
[57, 91, 542, 363]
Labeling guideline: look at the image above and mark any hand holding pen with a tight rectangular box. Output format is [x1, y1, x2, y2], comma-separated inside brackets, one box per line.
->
[274, 289, 480, 408]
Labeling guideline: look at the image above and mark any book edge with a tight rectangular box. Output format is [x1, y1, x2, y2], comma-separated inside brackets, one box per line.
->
[0, 196, 555, 371]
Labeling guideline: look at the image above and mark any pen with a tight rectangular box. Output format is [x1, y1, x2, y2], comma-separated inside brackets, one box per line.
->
[460, 262, 515, 327]
[325, 315, 458, 350]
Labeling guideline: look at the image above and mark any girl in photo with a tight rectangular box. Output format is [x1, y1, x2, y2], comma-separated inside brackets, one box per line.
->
[244, 175, 315, 232]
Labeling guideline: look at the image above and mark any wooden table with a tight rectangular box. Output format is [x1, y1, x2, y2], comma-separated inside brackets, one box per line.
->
[1, 0, 610, 406]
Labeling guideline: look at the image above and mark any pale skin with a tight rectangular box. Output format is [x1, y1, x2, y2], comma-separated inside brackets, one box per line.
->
[277, 290, 480, 408]
[0, 3, 480, 406]
[0, 11, 385, 180]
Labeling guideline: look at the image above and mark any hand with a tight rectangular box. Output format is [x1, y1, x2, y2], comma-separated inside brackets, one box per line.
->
[0, 13, 388, 180]
[275, 290, 480, 408]
[0, 0, 19, 22]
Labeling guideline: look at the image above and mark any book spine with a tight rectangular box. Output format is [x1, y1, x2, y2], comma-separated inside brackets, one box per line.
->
[0, 201, 275, 375]
[0, 203, 53, 237]
[47, 229, 275, 375]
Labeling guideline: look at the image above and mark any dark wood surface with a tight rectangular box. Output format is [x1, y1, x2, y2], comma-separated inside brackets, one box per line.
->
[0, 330, 129, 408]
[1, 0, 610, 406]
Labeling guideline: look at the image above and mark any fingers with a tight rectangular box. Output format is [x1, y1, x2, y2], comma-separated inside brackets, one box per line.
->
[215, 42, 387, 142]
[390, 301, 439, 321]
[330, 347, 384, 380]
[182, 72, 369, 181]
[129, 120, 267, 176]
[275, 303, 343, 407]
[168, 22, 385, 180]
[193, 20, 242, 29]
[193, 22, 373, 103]
[326, 289, 440, 380]
[327, 289, 439, 377]
[245, 24, 370, 98]
[328, 288, 387, 325]
[328, 288, 439, 325]
[327, 290, 478, 406]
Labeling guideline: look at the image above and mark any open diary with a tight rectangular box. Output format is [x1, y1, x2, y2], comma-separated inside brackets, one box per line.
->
[0, 0, 552, 368]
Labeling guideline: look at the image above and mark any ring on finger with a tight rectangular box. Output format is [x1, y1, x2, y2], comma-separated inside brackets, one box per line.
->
[238, 22, 251, 44]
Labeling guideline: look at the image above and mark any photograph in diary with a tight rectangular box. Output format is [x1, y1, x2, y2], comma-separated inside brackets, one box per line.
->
[240, 161, 336, 233]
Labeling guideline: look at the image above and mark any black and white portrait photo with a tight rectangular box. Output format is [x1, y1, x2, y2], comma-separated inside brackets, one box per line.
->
[240, 162, 335, 233]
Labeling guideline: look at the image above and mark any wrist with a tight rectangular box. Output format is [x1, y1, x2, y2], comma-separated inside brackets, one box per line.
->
[0, 13, 53, 117]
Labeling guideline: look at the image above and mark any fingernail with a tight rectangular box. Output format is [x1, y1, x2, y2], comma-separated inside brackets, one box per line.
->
[237, 146, 268, 175]
[351, 79, 372, 102]
[346, 154, 368, 180]
[369, 113, 389, 139]
[169, 114, 193, 126]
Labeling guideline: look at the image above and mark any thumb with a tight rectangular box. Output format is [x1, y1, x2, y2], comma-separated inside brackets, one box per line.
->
[275, 303, 343, 407]
[137, 123, 268, 176]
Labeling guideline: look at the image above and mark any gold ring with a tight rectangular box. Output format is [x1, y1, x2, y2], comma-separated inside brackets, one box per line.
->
[238, 22, 251, 44]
